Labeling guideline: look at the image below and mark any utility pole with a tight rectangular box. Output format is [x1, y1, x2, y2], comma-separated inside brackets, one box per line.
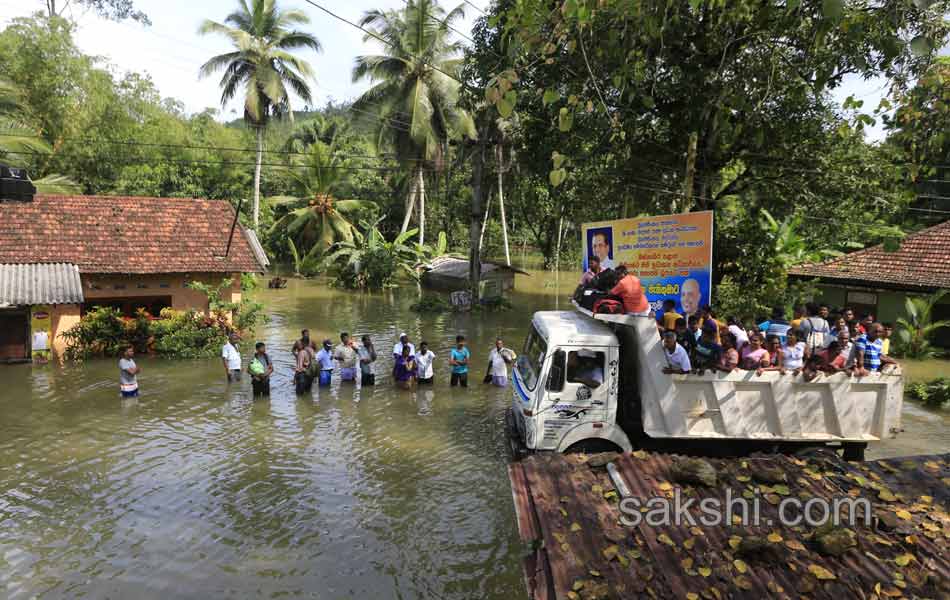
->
[469, 136, 487, 302]
[496, 144, 511, 266]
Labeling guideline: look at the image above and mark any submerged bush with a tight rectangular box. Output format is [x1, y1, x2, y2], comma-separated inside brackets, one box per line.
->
[907, 378, 950, 408]
[62, 279, 266, 360]
[410, 295, 450, 313]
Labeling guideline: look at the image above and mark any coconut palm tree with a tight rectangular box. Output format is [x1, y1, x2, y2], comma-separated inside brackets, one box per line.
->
[0, 79, 51, 160]
[267, 141, 375, 263]
[198, 0, 321, 231]
[895, 289, 950, 359]
[281, 115, 351, 153]
[352, 0, 476, 245]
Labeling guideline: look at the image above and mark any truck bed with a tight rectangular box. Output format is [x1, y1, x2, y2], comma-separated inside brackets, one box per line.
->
[573, 303, 903, 443]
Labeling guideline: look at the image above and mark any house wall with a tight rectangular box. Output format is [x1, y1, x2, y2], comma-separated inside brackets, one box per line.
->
[49, 272, 242, 356]
[814, 283, 950, 346]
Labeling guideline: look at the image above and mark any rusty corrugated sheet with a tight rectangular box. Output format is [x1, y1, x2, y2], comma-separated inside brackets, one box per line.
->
[0, 263, 83, 305]
[510, 452, 950, 599]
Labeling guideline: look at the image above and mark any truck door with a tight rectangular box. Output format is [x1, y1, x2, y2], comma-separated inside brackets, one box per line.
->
[545, 347, 610, 423]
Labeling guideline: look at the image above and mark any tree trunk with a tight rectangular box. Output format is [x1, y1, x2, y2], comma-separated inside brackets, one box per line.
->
[682, 131, 698, 213]
[417, 169, 426, 246]
[253, 127, 263, 231]
[497, 145, 511, 266]
[469, 139, 487, 302]
[401, 168, 418, 235]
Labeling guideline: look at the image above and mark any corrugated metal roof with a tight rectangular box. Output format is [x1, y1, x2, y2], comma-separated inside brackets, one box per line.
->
[510, 451, 949, 599]
[0, 263, 84, 305]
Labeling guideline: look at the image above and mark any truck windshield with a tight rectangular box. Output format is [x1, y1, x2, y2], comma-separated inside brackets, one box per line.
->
[517, 326, 547, 391]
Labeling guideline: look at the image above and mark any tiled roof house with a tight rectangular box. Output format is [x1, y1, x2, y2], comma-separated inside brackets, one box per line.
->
[0, 195, 268, 361]
[789, 220, 950, 333]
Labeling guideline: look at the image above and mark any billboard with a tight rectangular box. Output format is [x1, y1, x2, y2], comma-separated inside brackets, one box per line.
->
[581, 211, 713, 318]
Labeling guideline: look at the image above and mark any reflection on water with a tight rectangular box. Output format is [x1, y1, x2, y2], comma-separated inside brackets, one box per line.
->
[0, 270, 947, 598]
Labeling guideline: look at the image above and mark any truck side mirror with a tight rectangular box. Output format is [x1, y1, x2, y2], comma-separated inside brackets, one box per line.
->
[546, 349, 566, 392]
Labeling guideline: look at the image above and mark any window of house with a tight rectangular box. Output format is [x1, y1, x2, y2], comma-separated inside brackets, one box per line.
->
[82, 296, 172, 319]
[846, 290, 878, 320]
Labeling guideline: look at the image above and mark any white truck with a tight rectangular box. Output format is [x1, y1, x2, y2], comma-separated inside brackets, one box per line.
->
[506, 305, 904, 461]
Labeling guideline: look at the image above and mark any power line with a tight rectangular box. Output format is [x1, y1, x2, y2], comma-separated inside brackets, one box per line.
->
[1, 149, 439, 173]
[301, 0, 476, 90]
[0, 131, 442, 164]
[461, 0, 487, 16]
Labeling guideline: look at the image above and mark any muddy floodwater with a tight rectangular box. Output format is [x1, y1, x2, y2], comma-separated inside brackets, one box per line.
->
[1, 272, 948, 598]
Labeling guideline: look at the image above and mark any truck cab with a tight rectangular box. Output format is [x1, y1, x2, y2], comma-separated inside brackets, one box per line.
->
[509, 307, 904, 460]
[510, 311, 631, 453]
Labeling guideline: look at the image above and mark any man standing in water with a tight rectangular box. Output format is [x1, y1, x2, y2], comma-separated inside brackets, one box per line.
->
[315, 339, 335, 387]
[486, 338, 515, 387]
[415, 341, 436, 385]
[248, 342, 273, 396]
[449, 335, 471, 387]
[358, 335, 377, 386]
[222, 333, 242, 383]
[392, 333, 415, 359]
[334, 332, 359, 383]
[119, 345, 140, 398]
[294, 335, 316, 394]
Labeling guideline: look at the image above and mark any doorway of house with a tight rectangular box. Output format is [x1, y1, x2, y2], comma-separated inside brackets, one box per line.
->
[0, 310, 29, 362]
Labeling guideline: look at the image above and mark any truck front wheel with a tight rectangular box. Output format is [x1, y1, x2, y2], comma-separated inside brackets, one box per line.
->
[564, 439, 624, 455]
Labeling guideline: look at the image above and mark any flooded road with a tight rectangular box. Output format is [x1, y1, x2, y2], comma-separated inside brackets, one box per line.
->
[1, 272, 948, 598]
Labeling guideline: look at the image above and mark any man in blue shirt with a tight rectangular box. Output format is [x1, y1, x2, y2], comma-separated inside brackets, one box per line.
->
[758, 306, 791, 344]
[449, 335, 471, 387]
[854, 323, 897, 376]
[315, 339, 335, 387]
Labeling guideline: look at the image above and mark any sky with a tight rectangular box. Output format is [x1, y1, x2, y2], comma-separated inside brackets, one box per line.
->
[1, 0, 889, 139]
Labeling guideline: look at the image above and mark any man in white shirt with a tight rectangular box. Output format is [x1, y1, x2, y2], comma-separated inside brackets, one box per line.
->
[392, 333, 415, 359]
[487, 338, 516, 387]
[661, 331, 691, 374]
[222, 333, 242, 383]
[415, 341, 436, 384]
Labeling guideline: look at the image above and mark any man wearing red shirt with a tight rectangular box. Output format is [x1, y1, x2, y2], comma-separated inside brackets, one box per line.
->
[609, 265, 649, 314]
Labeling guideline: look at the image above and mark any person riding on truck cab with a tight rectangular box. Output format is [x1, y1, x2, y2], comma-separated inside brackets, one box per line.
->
[609, 265, 649, 314]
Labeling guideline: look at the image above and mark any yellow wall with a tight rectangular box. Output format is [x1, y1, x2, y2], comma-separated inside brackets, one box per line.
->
[50, 272, 242, 356]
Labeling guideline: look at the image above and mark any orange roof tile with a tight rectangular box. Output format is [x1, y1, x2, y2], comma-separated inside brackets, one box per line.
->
[789, 220, 950, 290]
[0, 195, 264, 274]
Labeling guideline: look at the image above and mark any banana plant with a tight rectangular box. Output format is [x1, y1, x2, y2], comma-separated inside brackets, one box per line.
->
[322, 219, 446, 290]
[895, 289, 950, 359]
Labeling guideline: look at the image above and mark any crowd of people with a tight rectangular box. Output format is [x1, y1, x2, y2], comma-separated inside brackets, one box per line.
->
[115, 331, 519, 398]
[657, 302, 898, 379]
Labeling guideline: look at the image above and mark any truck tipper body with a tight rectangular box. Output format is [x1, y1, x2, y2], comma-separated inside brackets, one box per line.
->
[507, 305, 903, 460]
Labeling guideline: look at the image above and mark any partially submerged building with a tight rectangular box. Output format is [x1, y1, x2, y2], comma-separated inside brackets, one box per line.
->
[0, 193, 267, 361]
[421, 255, 528, 297]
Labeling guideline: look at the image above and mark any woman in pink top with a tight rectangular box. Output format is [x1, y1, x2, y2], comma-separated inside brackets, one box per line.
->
[740, 333, 770, 371]
[609, 265, 649, 314]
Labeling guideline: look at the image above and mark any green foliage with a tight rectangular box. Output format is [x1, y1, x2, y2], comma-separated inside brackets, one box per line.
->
[62, 279, 266, 360]
[323, 220, 434, 290]
[410, 295, 450, 313]
[287, 238, 302, 275]
[906, 377, 950, 408]
[894, 290, 950, 359]
[267, 140, 377, 265]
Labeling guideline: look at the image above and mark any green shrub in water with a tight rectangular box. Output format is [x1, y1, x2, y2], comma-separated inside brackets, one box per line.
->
[410, 295, 450, 313]
[62, 279, 266, 360]
[907, 378, 950, 408]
